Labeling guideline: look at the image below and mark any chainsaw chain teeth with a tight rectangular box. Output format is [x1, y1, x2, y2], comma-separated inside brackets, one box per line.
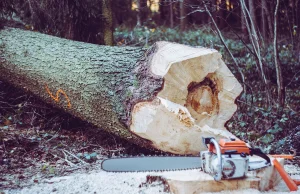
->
[102, 167, 202, 173]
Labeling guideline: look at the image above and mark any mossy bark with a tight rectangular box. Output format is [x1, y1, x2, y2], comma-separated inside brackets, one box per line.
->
[0, 28, 161, 148]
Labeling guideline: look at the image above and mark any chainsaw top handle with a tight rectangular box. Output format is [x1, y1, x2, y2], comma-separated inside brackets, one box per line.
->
[249, 148, 271, 164]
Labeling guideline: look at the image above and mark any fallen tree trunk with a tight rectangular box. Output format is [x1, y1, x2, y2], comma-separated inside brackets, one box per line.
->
[0, 28, 242, 154]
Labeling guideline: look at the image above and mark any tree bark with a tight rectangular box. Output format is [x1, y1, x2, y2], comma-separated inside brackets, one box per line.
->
[170, 2, 174, 28]
[273, 0, 285, 108]
[248, 0, 258, 36]
[159, 0, 167, 25]
[0, 28, 242, 154]
[261, 1, 266, 39]
[102, 0, 113, 46]
[136, 0, 142, 26]
[240, 1, 247, 35]
[261, 0, 273, 39]
[179, 0, 186, 31]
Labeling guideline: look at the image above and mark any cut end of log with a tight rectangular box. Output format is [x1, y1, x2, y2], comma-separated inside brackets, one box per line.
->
[130, 42, 243, 154]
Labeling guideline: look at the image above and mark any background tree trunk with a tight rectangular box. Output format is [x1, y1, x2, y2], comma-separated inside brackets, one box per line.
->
[170, 2, 174, 28]
[248, 0, 258, 35]
[136, 0, 148, 26]
[207, 0, 217, 27]
[102, 0, 113, 46]
[159, 0, 168, 26]
[261, 1, 266, 39]
[240, 2, 247, 35]
[136, 0, 141, 26]
[179, 0, 186, 31]
[0, 28, 242, 154]
[273, 0, 285, 108]
[216, 0, 226, 29]
[261, 0, 273, 39]
[140, 0, 149, 24]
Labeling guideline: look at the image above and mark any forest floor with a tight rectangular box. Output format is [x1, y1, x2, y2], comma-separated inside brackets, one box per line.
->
[0, 123, 300, 194]
[1, 81, 300, 194]
[0, 125, 299, 194]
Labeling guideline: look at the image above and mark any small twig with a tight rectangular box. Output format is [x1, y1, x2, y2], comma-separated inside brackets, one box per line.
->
[63, 149, 88, 165]
[109, 149, 125, 152]
[89, 144, 103, 148]
[51, 152, 78, 168]
[44, 128, 61, 143]
[45, 134, 59, 143]
[60, 151, 77, 167]
[77, 146, 90, 152]
[286, 70, 300, 88]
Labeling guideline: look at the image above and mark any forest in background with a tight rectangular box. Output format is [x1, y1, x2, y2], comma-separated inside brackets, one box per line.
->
[0, 0, 299, 152]
[0, 0, 299, 44]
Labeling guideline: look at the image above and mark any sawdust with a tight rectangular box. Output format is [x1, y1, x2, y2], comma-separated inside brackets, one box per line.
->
[3, 166, 300, 194]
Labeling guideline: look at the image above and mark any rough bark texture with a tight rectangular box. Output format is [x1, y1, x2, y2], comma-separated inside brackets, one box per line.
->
[0, 28, 242, 154]
[0, 27, 153, 147]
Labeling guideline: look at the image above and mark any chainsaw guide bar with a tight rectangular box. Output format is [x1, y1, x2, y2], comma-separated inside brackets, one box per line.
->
[101, 156, 201, 172]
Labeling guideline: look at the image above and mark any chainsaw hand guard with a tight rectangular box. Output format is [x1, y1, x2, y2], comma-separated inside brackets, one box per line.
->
[209, 138, 222, 181]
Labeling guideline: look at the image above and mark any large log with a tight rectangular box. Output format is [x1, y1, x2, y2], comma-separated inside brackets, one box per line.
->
[0, 28, 243, 154]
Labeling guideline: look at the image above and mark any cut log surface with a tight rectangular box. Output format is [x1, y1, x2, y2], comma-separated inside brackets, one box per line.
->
[0, 28, 242, 154]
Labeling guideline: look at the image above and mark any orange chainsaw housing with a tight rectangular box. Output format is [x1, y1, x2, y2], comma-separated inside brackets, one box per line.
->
[209, 139, 250, 155]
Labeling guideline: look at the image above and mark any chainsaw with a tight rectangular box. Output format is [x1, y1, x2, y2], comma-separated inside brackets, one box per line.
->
[101, 137, 271, 181]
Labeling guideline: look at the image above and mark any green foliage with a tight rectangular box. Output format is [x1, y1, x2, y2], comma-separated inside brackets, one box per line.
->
[41, 164, 56, 175]
[230, 104, 299, 153]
